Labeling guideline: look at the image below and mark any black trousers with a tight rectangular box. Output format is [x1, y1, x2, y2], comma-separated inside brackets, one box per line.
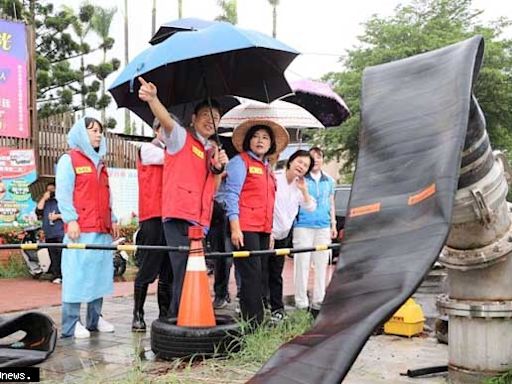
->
[134, 218, 171, 288]
[208, 202, 233, 300]
[46, 236, 63, 278]
[233, 231, 270, 326]
[163, 219, 193, 317]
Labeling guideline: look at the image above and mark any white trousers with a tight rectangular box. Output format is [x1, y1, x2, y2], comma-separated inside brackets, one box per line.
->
[292, 227, 331, 309]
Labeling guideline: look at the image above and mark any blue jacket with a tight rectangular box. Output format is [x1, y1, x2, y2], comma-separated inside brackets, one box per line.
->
[216, 151, 269, 222]
[295, 172, 334, 229]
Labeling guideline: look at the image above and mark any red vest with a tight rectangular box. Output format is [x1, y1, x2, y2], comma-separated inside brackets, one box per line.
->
[69, 149, 112, 234]
[161, 132, 216, 227]
[137, 141, 164, 221]
[238, 152, 276, 233]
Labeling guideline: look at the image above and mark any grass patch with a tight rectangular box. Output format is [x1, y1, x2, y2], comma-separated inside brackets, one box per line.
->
[236, 309, 313, 365]
[0, 253, 29, 279]
[95, 310, 313, 384]
[485, 370, 512, 384]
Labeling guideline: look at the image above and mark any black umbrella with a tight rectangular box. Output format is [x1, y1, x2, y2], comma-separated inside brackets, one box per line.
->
[283, 79, 350, 127]
[134, 96, 240, 128]
[149, 17, 214, 45]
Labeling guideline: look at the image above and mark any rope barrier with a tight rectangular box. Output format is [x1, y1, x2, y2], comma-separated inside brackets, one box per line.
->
[0, 242, 340, 258]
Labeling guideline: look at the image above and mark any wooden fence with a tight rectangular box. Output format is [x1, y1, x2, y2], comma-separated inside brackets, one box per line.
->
[2, 112, 139, 179]
[38, 114, 138, 176]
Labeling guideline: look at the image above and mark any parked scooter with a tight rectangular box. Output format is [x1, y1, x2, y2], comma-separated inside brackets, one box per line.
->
[19, 226, 128, 278]
[19, 226, 51, 278]
[112, 237, 129, 277]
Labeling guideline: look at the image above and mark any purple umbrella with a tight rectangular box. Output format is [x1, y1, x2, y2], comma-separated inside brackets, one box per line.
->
[283, 79, 350, 127]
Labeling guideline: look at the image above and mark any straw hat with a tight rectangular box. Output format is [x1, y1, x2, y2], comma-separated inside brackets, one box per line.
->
[231, 119, 289, 155]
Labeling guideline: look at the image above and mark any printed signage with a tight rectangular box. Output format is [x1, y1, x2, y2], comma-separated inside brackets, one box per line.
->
[0, 148, 37, 227]
[0, 19, 29, 138]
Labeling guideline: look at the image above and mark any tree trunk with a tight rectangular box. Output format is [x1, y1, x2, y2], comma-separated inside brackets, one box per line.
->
[29, 0, 36, 26]
[101, 49, 106, 122]
[124, 0, 131, 133]
[80, 54, 85, 117]
[152, 0, 157, 36]
[178, 0, 183, 18]
[272, 5, 277, 38]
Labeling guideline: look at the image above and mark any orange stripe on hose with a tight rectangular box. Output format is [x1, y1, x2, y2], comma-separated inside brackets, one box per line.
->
[408, 183, 436, 205]
[349, 202, 381, 217]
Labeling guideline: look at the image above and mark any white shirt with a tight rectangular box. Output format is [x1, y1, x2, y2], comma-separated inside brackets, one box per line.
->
[163, 123, 210, 155]
[140, 139, 165, 165]
[272, 170, 316, 240]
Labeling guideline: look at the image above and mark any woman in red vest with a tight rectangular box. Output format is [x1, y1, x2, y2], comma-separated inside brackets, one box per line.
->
[56, 117, 119, 339]
[219, 119, 289, 325]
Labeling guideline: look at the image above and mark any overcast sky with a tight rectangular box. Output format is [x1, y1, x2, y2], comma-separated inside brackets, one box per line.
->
[50, 0, 512, 131]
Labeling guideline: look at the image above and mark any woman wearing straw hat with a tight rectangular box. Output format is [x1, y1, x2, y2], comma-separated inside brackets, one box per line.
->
[219, 119, 289, 326]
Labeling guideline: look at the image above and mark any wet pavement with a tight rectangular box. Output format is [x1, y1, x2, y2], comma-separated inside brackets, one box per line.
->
[0, 259, 449, 383]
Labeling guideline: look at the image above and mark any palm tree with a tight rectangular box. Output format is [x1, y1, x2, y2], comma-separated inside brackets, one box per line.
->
[215, 0, 237, 24]
[178, 0, 182, 18]
[268, 0, 280, 37]
[90, 5, 117, 121]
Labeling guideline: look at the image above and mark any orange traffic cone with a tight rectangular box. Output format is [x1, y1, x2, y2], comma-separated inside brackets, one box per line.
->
[177, 226, 216, 327]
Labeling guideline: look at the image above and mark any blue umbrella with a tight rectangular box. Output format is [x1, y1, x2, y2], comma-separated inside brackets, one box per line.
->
[108, 19, 299, 127]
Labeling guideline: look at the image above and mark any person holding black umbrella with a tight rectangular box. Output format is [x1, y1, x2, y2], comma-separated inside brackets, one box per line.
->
[138, 77, 228, 317]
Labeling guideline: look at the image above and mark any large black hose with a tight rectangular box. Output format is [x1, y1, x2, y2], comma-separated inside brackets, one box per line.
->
[248, 36, 484, 384]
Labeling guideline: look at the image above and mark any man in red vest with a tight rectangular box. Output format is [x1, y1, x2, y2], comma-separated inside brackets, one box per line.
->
[132, 119, 172, 331]
[138, 77, 228, 317]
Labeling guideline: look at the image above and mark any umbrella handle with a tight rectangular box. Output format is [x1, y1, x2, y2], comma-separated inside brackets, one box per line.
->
[129, 77, 135, 93]
[199, 59, 222, 147]
[204, 93, 222, 147]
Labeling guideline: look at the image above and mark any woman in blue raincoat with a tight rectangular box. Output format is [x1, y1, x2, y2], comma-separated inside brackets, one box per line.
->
[56, 117, 119, 338]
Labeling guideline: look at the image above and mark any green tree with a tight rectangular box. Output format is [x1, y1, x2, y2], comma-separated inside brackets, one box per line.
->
[318, 0, 512, 174]
[0, 1, 119, 127]
[90, 5, 117, 122]
[61, 3, 94, 116]
[216, 0, 237, 24]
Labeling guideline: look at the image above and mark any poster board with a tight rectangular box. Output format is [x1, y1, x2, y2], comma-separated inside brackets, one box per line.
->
[0, 148, 37, 227]
[107, 167, 138, 224]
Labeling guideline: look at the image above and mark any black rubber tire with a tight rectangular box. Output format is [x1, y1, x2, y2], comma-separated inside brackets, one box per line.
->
[151, 314, 242, 360]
